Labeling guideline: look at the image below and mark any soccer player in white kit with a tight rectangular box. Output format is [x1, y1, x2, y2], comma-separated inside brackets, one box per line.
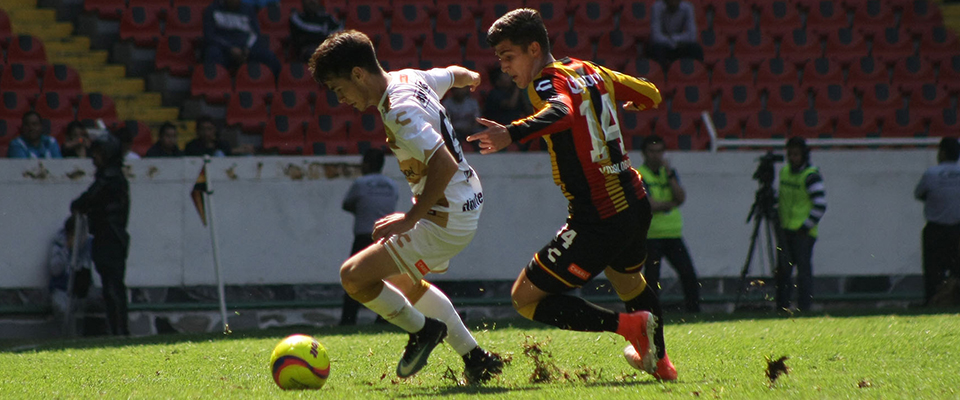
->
[308, 30, 503, 383]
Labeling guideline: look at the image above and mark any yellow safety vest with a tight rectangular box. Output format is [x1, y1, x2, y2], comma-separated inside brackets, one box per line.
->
[639, 165, 683, 238]
[778, 165, 819, 237]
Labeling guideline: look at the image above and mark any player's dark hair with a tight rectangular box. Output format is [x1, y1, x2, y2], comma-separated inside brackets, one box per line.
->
[65, 121, 85, 138]
[362, 147, 386, 173]
[486, 8, 551, 55]
[786, 136, 810, 164]
[309, 30, 382, 84]
[21, 110, 41, 125]
[939, 137, 960, 161]
[159, 122, 177, 136]
[640, 134, 665, 151]
[64, 215, 76, 233]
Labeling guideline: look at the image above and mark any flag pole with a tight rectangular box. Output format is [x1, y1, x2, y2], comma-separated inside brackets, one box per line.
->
[202, 156, 231, 334]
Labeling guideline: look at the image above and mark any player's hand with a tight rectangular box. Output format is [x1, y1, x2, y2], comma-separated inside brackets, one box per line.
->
[622, 101, 642, 112]
[468, 118, 512, 155]
[466, 70, 482, 92]
[372, 212, 415, 241]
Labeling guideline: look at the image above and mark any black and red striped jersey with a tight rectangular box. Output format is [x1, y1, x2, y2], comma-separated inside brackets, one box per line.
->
[505, 57, 662, 221]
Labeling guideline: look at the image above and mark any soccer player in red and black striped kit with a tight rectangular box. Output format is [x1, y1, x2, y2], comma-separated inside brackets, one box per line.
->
[468, 8, 677, 380]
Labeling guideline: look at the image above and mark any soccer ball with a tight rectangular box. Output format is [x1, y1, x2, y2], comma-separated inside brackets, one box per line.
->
[270, 334, 330, 390]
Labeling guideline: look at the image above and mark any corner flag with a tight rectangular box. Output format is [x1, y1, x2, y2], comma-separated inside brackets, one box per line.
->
[191, 164, 208, 226]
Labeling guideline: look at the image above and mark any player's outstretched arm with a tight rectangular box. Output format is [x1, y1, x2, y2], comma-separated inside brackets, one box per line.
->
[446, 66, 482, 92]
[372, 145, 459, 240]
[467, 118, 513, 155]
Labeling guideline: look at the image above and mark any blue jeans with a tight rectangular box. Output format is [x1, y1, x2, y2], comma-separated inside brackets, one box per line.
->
[775, 229, 816, 311]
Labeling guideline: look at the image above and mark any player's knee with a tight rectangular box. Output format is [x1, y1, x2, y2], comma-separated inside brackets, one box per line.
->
[339, 260, 361, 293]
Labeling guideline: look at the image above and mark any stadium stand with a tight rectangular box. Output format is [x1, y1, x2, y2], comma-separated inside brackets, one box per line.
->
[166, 2, 205, 43]
[614, 0, 651, 41]
[779, 29, 823, 67]
[77, 92, 119, 128]
[743, 109, 789, 139]
[225, 91, 269, 133]
[34, 92, 76, 132]
[41, 64, 83, 104]
[155, 35, 196, 78]
[235, 62, 278, 102]
[190, 63, 233, 104]
[0, 91, 32, 121]
[119, 5, 161, 48]
[263, 114, 306, 155]
[756, 0, 801, 38]
[0, 63, 41, 98]
[594, 31, 637, 70]
[272, 90, 313, 129]
[755, 58, 799, 92]
[6, 35, 47, 73]
[277, 63, 318, 104]
[670, 84, 712, 113]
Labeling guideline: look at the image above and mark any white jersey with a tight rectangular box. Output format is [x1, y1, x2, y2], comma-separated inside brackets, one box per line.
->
[377, 68, 483, 230]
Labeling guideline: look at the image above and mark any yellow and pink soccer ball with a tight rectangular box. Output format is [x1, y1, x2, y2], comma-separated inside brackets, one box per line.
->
[270, 334, 330, 390]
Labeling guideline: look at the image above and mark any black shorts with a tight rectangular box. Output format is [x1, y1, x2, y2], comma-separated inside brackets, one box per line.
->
[525, 198, 652, 294]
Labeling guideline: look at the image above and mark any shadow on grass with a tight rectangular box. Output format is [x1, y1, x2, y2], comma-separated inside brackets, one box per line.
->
[378, 377, 659, 398]
[3, 306, 957, 353]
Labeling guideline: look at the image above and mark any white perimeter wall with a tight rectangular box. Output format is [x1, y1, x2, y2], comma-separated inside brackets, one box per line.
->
[0, 149, 936, 288]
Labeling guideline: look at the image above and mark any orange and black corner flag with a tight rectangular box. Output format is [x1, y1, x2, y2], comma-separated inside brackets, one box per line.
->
[191, 164, 208, 226]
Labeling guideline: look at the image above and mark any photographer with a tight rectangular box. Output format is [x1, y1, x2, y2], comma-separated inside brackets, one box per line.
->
[776, 137, 827, 312]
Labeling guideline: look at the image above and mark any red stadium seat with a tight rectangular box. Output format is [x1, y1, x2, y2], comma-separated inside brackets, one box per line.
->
[77, 93, 119, 129]
[869, 28, 915, 66]
[226, 91, 268, 133]
[435, 0, 476, 39]
[0, 117, 20, 155]
[765, 84, 807, 114]
[743, 109, 789, 139]
[304, 113, 357, 155]
[377, 34, 418, 71]
[476, 0, 525, 31]
[733, 29, 776, 67]
[615, 0, 652, 41]
[190, 63, 232, 104]
[315, 88, 354, 116]
[900, 0, 943, 28]
[806, 1, 849, 36]
[619, 109, 658, 138]
[392, 0, 433, 40]
[166, 2, 205, 43]
[6, 35, 47, 73]
[462, 33, 499, 74]
[0, 10, 12, 44]
[128, 0, 171, 18]
[757, 1, 801, 38]
[909, 83, 951, 118]
[271, 90, 313, 128]
[84, 0, 124, 20]
[155, 36, 196, 77]
[669, 84, 712, 113]
[710, 110, 746, 138]
[34, 92, 76, 125]
[847, 0, 896, 31]
[235, 62, 277, 102]
[858, 82, 903, 112]
[755, 58, 798, 91]
[0, 64, 41, 98]
[699, 29, 731, 65]
[710, 57, 753, 89]
[277, 62, 317, 103]
[880, 108, 926, 137]
[654, 111, 702, 150]
[120, 6, 161, 48]
[791, 108, 836, 138]
[594, 31, 637, 71]
[622, 57, 665, 89]
[572, 0, 615, 40]
[41, 64, 83, 104]
[939, 55, 960, 92]
[263, 114, 306, 155]
[552, 31, 592, 61]
[420, 34, 463, 70]
[892, 56, 935, 96]
[525, 0, 572, 33]
[0, 92, 33, 120]
[711, 1, 754, 31]
[928, 108, 959, 138]
[823, 28, 866, 66]
[916, 26, 960, 64]
[800, 57, 842, 86]
[666, 58, 709, 87]
[714, 84, 760, 114]
[779, 29, 822, 67]
[847, 57, 888, 89]
[344, 1, 390, 38]
[354, 110, 385, 140]
[805, 82, 857, 111]
[833, 109, 879, 138]
[258, 4, 291, 47]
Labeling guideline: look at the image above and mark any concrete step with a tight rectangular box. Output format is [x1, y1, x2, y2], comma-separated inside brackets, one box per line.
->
[82, 79, 146, 96]
[48, 50, 109, 67]
[11, 22, 73, 40]
[78, 65, 128, 81]
[114, 93, 164, 109]
[121, 107, 181, 123]
[1, 0, 39, 9]
[6, 8, 57, 23]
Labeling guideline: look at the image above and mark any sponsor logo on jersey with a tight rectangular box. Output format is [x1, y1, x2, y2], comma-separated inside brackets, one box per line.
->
[567, 263, 590, 280]
[566, 71, 604, 95]
[599, 159, 632, 175]
[415, 260, 430, 275]
[461, 192, 483, 211]
[535, 79, 553, 93]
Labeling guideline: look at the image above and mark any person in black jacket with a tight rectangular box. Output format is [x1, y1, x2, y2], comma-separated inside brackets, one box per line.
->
[71, 133, 131, 336]
[290, 0, 343, 62]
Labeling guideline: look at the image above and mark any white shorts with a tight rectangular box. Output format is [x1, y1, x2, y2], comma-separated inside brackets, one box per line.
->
[381, 209, 479, 281]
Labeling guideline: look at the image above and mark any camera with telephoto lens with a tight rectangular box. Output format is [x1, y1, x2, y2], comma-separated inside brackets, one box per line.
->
[753, 151, 784, 187]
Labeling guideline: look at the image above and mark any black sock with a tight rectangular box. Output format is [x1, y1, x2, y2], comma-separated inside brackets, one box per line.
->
[532, 294, 619, 332]
[624, 287, 667, 359]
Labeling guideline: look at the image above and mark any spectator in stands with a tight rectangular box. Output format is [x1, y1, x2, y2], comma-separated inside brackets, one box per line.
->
[203, 0, 282, 77]
[145, 122, 184, 158]
[442, 86, 482, 149]
[290, 0, 344, 62]
[638, 135, 701, 313]
[184, 116, 254, 156]
[483, 68, 532, 126]
[914, 137, 960, 306]
[61, 121, 91, 159]
[241, 0, 279, 10]
[776, 137, 826, 312]
[70, 133, 131, 336]
[48, 215, 93, 327]
[340, 148, 399, 325]
[113, 127, 142, 161]
[7, 111, 62, 159]
[649, 0, 704, 71]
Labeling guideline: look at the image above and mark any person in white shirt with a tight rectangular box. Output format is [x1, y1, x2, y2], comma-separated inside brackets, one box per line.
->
[308, 30, 503, 384]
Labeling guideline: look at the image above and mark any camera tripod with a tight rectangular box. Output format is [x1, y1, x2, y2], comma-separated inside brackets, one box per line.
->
[734, 182, 792, 309]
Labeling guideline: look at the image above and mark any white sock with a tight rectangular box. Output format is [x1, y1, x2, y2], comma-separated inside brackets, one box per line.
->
[413, 285, 478, 356]
[363, 281, 425, 333]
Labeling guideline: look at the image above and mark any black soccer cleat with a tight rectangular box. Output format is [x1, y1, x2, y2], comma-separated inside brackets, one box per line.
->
[463, 348, 504, 384]
[396, 317, 447, 378]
